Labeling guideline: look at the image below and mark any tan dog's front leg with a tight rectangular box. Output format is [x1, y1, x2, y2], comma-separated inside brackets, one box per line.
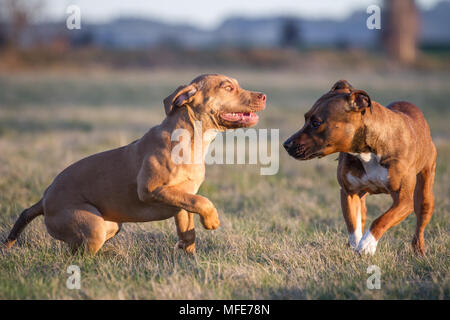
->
[139, 184, 220, 230]
[174, 209, 196, 253]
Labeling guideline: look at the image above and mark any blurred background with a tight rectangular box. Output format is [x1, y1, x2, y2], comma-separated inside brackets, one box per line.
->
[0, 0, 449, 69]
[0, 0, 449, 299]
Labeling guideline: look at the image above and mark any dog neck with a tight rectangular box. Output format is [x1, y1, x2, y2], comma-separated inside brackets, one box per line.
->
[350, 101, 400, 158]
[157, 108, 219, 164]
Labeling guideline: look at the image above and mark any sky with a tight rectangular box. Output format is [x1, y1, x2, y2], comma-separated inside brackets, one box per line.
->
[44, 0, 445, 29]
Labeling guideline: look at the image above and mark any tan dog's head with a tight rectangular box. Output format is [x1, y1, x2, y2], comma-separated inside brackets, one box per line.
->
[283, 80, 372, 160]
[163, 74, 266, 130]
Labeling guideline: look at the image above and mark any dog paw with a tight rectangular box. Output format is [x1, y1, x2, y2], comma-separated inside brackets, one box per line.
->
[348, 231, 362, 250]
[175, 240, 196, 254]
[200, 209, 220, 230]
[357, 231, 378, 256]
[411, 236, 426, 256]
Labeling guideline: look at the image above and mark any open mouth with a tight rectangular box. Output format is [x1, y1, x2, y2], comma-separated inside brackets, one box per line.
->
[220, 112, 259, 126]
[299, 152, 322, 160]
[287, 146, 323, 161]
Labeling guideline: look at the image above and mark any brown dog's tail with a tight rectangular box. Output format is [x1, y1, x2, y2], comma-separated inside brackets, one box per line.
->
[3, 199, 44, 248]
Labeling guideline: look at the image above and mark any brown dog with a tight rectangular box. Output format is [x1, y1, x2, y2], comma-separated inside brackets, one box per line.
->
[4, 74, 266, 254]
[283, 80, 436, 255]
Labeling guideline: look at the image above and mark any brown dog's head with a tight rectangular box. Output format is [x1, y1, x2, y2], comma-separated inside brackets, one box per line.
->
[163, 74, 266, 130]
[283, 80, 372, 160]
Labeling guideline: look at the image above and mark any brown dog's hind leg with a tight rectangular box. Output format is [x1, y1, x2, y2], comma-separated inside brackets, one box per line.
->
[45, 205, 108, 255]
[174, 209, 196, 254]
[104, 221, 122, 242]
[412, 162, 436, 255]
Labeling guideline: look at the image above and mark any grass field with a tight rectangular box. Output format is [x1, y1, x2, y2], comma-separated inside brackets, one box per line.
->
[0, 68, 448, 299]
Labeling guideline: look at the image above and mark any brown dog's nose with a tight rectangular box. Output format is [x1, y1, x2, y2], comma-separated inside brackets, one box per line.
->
[259, 93, 266, 102]
[283, 139, 293, 151]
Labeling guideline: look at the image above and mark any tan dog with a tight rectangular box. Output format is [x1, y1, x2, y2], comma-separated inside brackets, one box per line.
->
[283, 80, 436, 255]
[4, 74, 266, 254]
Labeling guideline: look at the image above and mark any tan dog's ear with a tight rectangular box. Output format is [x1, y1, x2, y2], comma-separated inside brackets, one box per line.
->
[163, 84, 198, 116]
[346, 90, 372, 113]
[331, 80, 354, 93]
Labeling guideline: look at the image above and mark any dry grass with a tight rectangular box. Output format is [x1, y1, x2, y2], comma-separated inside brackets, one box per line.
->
[0, 69, 448, 299]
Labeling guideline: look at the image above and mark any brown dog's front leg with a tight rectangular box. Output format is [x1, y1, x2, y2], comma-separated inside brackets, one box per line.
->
[174, 209, 196, 253]
[340, 189, 364, 250]
[357, 179, 415, 255]
[138, 185, 220, 230]
[358, 199, 413, 255]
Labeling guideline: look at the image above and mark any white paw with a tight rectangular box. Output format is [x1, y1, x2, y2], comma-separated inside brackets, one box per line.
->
[357, 231, 378, 255]
[348, 231, 362, 250]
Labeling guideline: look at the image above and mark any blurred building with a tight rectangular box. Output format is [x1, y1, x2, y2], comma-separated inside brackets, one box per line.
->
[2, 1, 450, 52]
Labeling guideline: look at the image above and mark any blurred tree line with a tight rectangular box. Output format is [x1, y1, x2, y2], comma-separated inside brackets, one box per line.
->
[280, 18, 301, 48]
[0, 0, 434, 67]
[383, 0, 419, 64]
[0, 0, 45, 49]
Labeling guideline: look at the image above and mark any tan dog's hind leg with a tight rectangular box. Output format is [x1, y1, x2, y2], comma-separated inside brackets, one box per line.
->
[340, 189, 363, 250]
[104, 221, 122, 242]
[412, 161, 436, 255]
[174, 209, 196, 254]
[45, 205, 108, 255]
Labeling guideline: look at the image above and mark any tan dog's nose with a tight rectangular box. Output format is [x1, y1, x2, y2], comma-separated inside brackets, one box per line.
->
[259, 93, 266, 102]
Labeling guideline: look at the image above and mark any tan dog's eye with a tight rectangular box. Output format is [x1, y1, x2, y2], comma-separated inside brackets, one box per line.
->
[224, 86, 233, 92]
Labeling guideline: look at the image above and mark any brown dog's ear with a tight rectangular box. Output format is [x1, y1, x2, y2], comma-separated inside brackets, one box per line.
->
[346, 90, 372, 113]
[331, 80, 354, 93]
[163, 84, 198, 116]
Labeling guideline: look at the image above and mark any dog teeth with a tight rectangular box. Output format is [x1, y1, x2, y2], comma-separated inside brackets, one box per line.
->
[224, 112, 256, 120]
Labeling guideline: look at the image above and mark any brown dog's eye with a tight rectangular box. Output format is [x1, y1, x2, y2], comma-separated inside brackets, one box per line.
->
[311, 120, 322, 128]
[224, 86, 233, 92]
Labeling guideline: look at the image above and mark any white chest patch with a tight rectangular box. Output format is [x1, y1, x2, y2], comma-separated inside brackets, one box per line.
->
[346, 153, 389, 192]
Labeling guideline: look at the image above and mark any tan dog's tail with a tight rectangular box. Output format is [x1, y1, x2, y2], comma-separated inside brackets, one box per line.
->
[3, 199, 43, 248]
